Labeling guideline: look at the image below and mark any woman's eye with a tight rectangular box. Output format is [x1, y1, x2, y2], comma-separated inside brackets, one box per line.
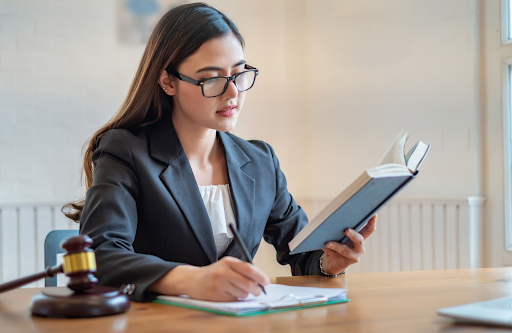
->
[204, 77, 221, 83]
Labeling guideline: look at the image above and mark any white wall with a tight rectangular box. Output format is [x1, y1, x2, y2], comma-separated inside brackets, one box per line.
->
[0, 1, 488, 273]
[304, 0, 475, 199]
[0, 0, 477, 204]
[0, 0, 144, 204]
[210, 0, 477, 201]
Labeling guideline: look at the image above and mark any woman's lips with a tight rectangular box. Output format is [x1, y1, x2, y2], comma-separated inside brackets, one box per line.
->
[216, 105, 236, 117]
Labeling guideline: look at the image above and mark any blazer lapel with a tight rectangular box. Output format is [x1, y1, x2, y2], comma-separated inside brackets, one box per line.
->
[149, 114, 217, 264]
[218, 132, 256, 256]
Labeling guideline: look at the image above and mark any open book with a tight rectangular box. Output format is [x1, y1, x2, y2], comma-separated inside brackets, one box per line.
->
[289, 130, 430, 255]
[155, 284, 347, 316]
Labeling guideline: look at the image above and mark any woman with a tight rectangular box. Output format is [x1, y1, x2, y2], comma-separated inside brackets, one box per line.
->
[66, 3, 377, 302]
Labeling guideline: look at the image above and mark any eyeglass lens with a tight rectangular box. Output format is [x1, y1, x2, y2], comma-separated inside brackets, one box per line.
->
[202, 70, 256, 97]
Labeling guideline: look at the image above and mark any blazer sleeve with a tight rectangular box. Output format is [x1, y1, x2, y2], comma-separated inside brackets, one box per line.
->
[79, 130, 181, 302]
[262, 143, 323, 276]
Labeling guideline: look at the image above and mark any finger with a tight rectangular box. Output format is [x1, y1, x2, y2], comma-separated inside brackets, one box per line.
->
[200, 275, 245, 302]
[218, 286, 252, 301]
[208, 258, 260, 298]
[215, 289, 241, 302]
[225, 268, 263, 297]
[226, 278, 258, 298]
[323, 247, 359, 264]
[344, 228, 365, 252]
[359, 215, 377, 239]
[220, 258, 268, 296]
[227, 257, 270, 286]
[359, 215, 376, 233]
[213, 261, 262, 298]
[323, 247, 342, 258]
[325, 241, 358, 259]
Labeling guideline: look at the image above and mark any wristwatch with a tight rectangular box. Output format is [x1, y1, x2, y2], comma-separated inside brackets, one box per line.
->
[319, 252, 345, 277]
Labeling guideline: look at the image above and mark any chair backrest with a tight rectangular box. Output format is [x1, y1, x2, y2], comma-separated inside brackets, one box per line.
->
[44, 229, 79, 287]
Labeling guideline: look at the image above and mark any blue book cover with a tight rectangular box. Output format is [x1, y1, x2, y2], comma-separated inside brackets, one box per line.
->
[289, 173, 413, 254]
[289, 131, 430, 255]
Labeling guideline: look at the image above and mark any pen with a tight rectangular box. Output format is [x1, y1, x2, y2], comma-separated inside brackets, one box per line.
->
[228, 223, 267, 295]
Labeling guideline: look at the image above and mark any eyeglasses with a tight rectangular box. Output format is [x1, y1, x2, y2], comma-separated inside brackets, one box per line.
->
[169, 64, 259, 98]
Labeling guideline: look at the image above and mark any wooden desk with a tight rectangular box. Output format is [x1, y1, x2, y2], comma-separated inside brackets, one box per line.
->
[2, 268, 512, 333]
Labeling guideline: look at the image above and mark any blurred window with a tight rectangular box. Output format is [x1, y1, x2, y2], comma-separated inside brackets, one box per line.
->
[506, 62, 512, 249]
[509, 0, 512, 39]
[502, 1, 512, 249]
[504, 0, 512, 43]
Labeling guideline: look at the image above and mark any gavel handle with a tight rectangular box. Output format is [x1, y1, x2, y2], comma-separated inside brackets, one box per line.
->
[0, 264, 63, 294]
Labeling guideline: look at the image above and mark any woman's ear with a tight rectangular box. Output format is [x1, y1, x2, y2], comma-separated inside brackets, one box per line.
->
[158, 70, 176, 96]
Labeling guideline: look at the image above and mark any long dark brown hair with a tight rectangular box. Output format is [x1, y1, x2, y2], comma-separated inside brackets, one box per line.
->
[63, 3, 244, 222]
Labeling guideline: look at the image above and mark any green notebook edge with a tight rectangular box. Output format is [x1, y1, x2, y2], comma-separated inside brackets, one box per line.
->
[153, 298, 350, 317]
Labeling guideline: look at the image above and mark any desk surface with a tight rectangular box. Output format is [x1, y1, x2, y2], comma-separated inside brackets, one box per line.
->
[2, 268, 512, 333]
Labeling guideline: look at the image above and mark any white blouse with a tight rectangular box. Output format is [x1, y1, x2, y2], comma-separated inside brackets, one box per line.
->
[198, 184, 235, 257]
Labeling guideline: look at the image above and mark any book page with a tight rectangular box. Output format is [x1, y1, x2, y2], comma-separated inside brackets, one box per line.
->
[405, 142, 419, 165]
[398, 133, 408, 165]
[367, 164, 411, 178]
[405, 141, 431, 173]
[377, 130, 408, 166]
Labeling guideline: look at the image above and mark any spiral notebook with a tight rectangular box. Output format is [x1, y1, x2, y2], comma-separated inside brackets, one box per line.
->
[155, 284, 348, 316]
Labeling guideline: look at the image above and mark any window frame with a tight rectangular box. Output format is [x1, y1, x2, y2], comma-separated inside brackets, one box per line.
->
[503, 59, 512, 250]
[502, 0, 512, 44]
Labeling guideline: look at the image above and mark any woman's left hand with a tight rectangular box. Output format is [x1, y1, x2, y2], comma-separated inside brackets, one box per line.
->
[321, 215, 377, 275]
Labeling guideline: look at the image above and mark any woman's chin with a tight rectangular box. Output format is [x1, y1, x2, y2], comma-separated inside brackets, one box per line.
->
[215, 118, 238, 133]
[216, 124, 237, 133]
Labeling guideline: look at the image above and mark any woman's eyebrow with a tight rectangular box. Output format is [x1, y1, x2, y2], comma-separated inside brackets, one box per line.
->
[195, 60, 246, 74]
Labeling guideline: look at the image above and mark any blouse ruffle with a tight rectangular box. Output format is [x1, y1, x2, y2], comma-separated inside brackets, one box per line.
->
[198, 184, 235, 257]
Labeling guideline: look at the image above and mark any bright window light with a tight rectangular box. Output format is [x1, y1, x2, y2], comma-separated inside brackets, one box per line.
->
[509, 0, 512, 39]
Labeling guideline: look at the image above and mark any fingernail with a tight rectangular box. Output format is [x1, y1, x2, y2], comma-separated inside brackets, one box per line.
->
[326, 242, 333, 248]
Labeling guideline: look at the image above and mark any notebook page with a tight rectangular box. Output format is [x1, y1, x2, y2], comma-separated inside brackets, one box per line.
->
[157, 284, 347, 314]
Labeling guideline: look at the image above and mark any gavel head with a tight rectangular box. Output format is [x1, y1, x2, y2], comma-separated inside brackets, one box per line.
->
[61, 235, 98, 292]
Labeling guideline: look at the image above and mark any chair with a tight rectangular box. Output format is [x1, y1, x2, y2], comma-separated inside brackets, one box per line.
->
[44, 229, 79, 287]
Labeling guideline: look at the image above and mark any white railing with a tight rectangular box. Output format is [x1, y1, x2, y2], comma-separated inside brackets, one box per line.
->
[0, 197, 482, 285]
[255, 197, 480, 276]
[346, 197, 471, 273]
[0, 203, 78, 287]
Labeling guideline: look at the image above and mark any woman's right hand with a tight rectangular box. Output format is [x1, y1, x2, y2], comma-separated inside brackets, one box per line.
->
[149, 256, 270, 301]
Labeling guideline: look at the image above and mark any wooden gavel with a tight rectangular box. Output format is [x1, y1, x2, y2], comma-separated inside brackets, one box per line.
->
[0, 235, 130, 318]
[0, 235, 98, 293]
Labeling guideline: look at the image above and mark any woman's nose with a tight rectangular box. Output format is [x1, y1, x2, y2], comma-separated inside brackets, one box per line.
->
[222, 80, 238, 99]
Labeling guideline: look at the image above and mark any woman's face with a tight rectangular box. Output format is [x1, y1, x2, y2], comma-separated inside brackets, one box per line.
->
[165, 33, 247, 133]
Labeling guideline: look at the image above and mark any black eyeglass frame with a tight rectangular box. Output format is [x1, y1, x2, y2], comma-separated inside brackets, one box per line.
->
[168, 64, 259, 98]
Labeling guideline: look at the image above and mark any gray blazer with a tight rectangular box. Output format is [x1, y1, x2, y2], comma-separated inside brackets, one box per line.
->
[79, 112, 322, 302]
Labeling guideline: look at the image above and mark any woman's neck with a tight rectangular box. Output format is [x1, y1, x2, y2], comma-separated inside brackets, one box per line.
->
[172, 113, 228, 186]
[171, 113, 221, 166]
